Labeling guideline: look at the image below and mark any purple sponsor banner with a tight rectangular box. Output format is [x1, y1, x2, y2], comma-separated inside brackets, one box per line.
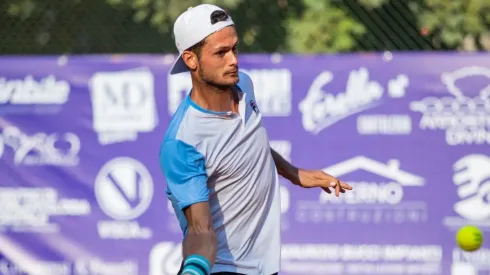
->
[0, 53, 489, 275]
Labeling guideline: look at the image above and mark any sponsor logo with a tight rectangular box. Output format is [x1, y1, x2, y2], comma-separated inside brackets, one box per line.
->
[149, 242, 183, 275]
[451, 248, 490, 275]
[299, 68, 409, 134]
[0, 187, 90, 233]
[74, 259, 138, 275]
[295, 156, 426, 224]
[443, 154, 490, 230]
[249, 100, 259, 114]
[0, 126, 80, 166]
[0, 75, 70, 115]
[410, 66, 490, 145]
[94, 157, 153, 239]
[89, 68, 157, 145]
[281, 244, 442, 275]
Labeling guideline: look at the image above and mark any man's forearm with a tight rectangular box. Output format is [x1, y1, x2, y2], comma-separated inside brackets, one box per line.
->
[183, 229, 217, 261]
[181, 231, 216, 275]
[271, 148, 300, 185]
[181, 202, 217, 275]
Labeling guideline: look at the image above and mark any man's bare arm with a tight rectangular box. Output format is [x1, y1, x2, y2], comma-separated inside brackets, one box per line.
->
[270, 148, 300, 185]
[183, 201, 217, 259]
[181, 201, 217, 275]
[271, 148, 352, 196]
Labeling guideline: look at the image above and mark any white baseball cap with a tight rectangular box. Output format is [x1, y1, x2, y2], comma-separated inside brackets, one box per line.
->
[170, 4, 235, 75]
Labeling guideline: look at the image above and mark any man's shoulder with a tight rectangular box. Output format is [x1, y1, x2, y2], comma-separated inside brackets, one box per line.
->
[160, 137, 199, 155]
[164, 97, 194, 140]
[160, 134, 203, 163]
[163, 108, 209, 149]
[237, 70, 254, 94]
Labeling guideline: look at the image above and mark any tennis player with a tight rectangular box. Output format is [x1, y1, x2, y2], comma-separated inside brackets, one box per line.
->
[159, 4, 352, 275]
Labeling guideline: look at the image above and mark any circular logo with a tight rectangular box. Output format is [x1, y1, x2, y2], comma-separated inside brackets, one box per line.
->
[95, 157, 154, 220]
[149, 242, 183, 275]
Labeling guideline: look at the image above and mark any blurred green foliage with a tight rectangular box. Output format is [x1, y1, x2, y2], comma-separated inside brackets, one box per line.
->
[1, 0, 489, 54]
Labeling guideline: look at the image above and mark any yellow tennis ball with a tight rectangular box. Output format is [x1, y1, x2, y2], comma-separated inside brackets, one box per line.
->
[456, 225, 484, 252]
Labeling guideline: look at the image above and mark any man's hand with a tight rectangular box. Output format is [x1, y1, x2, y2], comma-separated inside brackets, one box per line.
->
[270, 148, 352, 197]
[297, 169, 352, 197]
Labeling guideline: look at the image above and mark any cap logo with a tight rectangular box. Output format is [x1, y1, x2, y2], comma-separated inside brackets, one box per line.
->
[210, 10, 229, 25]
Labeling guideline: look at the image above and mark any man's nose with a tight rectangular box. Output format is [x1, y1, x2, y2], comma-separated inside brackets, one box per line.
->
[227, 51, 238, 66]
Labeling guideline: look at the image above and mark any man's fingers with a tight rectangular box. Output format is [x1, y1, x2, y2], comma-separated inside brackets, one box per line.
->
[327, 178, 352, 190]
[340, 181, 353, 190]
[322, 187, 332, 194]
[323, 186, 345, 194]
[324, 179, 352, 196]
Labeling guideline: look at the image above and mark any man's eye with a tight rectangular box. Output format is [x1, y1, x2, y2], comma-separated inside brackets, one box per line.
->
[217, 51, 226, 56]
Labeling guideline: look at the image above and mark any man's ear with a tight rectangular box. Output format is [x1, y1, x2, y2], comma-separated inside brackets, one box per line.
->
[182, 51, 198, 71]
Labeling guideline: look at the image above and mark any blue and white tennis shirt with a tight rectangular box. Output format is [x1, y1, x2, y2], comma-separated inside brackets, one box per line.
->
[159, 71, 281, 274]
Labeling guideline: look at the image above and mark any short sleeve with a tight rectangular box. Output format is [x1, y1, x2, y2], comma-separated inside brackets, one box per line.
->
[159, 139, 209, 210]
[237, 71, 254, 95]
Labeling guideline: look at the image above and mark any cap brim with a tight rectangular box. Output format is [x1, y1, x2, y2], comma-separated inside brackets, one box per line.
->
[169, 53, 189, 75]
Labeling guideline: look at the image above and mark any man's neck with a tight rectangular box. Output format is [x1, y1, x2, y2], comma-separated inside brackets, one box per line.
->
[190, 79, 237, 113]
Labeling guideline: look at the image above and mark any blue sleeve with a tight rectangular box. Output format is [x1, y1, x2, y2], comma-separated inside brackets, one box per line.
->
[159, 139, 209, 210]
[237, 71, 255, 95]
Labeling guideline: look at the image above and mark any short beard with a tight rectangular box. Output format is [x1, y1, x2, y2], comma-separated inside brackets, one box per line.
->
[198, 61, 237, 92]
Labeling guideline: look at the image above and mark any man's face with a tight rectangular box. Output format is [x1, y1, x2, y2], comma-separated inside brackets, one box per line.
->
[196, 26, 239, 89]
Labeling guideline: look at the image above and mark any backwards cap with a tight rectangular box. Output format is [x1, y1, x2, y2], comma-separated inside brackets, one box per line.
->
[169, 4, 235, 75]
